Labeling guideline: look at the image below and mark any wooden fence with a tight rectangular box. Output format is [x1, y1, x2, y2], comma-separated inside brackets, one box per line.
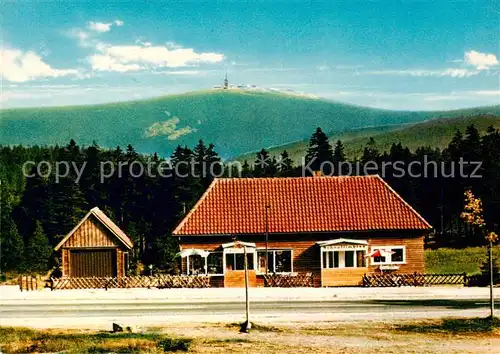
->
[18, 275, 40, 291]
[49, 275, 211, 290]
[362, 272, 476, 287]
[263, 273, 314, 287]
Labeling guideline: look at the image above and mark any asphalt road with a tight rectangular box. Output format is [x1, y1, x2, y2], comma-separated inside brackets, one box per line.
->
[1, 299, 499, 328]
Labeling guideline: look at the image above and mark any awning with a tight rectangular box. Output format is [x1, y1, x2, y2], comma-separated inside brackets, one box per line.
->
[221, 241, 256, 249]
[317, 238, 368, 247]
[366, 249, 395, 258]
[176, 249, 210, 258]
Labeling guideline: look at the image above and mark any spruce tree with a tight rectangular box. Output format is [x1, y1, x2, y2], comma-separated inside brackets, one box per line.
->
[279, 150, 294, 176]
[361, 137, 380, 172]
[305, 128, 333, 173]
[25, 221, 52, 273]
[0, 217, 24, 271]
[254, 149, 277, 177]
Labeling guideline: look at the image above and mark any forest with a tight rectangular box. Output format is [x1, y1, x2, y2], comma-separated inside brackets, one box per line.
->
[1, 124, 499, 274]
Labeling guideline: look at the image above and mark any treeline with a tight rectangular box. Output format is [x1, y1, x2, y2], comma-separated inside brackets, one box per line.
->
[0, 124, 499, 274]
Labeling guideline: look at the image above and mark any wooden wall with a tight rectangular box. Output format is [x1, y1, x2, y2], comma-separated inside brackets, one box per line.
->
[224, 270, 257, 288]
[60, 215, 128, 278]
[64, 215, 118, 248]
[180, 232, 426, 287]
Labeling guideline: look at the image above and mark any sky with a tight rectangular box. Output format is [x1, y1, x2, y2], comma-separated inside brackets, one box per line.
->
[1, 0, 499, 110]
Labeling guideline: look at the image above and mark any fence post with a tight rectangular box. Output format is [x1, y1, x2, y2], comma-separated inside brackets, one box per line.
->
[463, 272, 467, 287]
[363, 273, 366, 287]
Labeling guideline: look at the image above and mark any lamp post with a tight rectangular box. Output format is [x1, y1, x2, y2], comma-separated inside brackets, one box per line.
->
[265, 204, 270, 275]
[244, 245, 251, 332]
[486, 232, 498, 319]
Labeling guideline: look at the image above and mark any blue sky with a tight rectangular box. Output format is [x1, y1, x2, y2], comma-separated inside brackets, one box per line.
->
[1, 0, 499, 110]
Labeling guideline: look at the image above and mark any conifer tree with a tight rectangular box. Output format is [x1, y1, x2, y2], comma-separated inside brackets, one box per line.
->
[279, 150, 294, 176]
[25, 221, 52, 272]
[0, 216, 24, 271]
[305, 127, 333, 173]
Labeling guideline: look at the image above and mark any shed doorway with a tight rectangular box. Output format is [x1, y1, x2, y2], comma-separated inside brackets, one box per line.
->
[70, 249, 117, 278]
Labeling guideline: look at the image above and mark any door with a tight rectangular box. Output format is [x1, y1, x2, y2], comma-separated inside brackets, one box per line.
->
[70, 249, 117, 278]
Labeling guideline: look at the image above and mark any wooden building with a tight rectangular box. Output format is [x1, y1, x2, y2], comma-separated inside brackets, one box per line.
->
[173, 176, 432, 287]
[54, 207, 133, 278]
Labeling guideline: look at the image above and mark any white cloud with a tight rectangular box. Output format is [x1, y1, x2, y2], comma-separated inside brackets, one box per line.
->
[152, 70, 214, 76]
[88, 19, 124, 33]
[464, 50, 498, 70]
[362, 68, 479, 78]
[0, 47, 80, 82]
[89, 54, 143, 72]
[89, 43, 224, 72]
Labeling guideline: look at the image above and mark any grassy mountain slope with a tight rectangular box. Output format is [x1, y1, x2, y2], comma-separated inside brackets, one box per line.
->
[1, 90, 499, 158]
[237, 114, 500, 163]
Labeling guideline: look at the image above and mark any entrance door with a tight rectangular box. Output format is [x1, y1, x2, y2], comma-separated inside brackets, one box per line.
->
[70, 249, 117, 278]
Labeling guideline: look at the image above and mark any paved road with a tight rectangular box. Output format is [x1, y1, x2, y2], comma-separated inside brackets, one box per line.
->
[1, 299, 499, 329]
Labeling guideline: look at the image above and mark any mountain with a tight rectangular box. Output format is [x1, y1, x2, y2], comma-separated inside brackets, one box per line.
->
[1, 90, 499, 158]
[236, 114, 500, 163]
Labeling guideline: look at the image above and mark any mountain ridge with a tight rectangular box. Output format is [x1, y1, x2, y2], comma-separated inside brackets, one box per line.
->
[1, 90, 499, 158]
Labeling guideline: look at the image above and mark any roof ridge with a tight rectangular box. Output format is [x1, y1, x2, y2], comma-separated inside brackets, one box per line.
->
[54, 207, 133, 250]
[217, 175, 378, 181]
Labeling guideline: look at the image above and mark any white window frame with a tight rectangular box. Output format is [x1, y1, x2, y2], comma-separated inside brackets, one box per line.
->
[206, 252, 224, 276]
[186, 254, 207, 275]
[256, 249, 294, 274]
[370, 246, 406, 265]
[321, 248, 368, 269]
[224, 251, 256, 272]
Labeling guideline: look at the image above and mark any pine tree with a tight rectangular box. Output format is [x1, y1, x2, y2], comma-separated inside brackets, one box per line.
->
[25, 221, 52, 273]
[278, 150, 294, 176]
[254, 149, 277, 177]
[305, 128, 333, 173]
[0, 216, 24, 271]
[361, 137, 380, 174]
[241, 160, 252, 177]
[333, 140, 346, 163]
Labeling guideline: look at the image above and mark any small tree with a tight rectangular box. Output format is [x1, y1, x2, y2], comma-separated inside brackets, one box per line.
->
[25, 221, 53, 273]
[461, 190, 498, 318]
[0, 220, 25, 272]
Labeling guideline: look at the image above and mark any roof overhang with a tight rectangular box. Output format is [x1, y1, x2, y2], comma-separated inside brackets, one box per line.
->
[317, 238, 369, 247]
[221, 241, 256, 249]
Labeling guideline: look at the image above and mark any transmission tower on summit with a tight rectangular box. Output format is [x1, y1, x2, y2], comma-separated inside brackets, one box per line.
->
[224, 68, 229, 89]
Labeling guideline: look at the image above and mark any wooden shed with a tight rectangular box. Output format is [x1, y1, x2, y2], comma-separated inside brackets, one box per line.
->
[54, 207, 133, 278]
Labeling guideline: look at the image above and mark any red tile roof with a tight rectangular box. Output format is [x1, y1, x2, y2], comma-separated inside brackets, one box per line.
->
[173, 176, 432, 236]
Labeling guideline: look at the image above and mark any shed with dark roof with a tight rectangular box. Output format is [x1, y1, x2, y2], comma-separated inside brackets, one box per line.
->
[55, 207, 133, 278]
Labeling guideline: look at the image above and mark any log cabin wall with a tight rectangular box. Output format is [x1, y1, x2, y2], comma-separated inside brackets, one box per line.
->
[64, 215, 117, 248]
[179, 231, 426, 287]
[59, 215, 128, 278]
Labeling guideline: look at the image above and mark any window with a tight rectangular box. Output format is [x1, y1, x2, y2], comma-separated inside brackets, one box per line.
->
[275, 250, 292, 272]
[187, 255, 205, 275]
[370, 246, 406, 264]
[225, 253, 254, 271]
[322, 250, 367, 268]
[257, 250, 293, 273]
[258, 251, 274, 273]
[207, 252, 223, 275]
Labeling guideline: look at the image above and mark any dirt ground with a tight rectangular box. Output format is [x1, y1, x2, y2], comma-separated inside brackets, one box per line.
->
[1, 319, 499, 353]
[155, 320, 500, 354]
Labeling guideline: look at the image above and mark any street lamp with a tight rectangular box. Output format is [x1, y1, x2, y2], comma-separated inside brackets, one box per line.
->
[265, 204, 270, 275]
